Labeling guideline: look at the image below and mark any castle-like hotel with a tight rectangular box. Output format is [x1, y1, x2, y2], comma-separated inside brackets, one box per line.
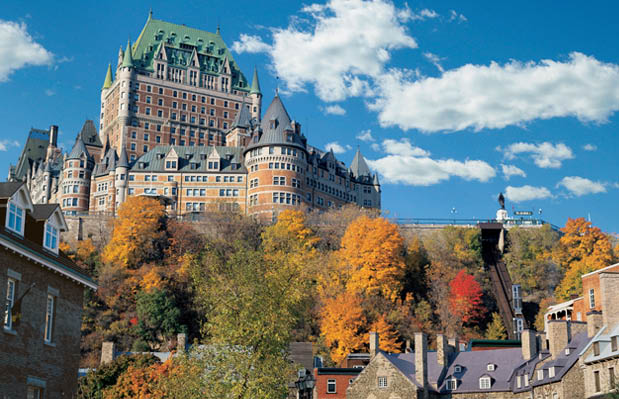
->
[8, 14, 380, 221]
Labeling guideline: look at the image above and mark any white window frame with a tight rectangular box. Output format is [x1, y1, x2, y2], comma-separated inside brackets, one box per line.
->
[479, 376, 491, 389]
[549, 367, 555, 378]
[44, 294, 54, 343]
[4, 278, 16, 330]
[537, 370, 544, 381]
[487, 364, 496, 371]
[44, 222, 59, 254]
[447, 378, 458, 390]
[378, 376, 387, 388]
[454, 365, 462, 373]
[517, 375, 522, 388]
[6, 201, 25, 235]
[327, 379, 336, 393]
[524, 374, 529, 386]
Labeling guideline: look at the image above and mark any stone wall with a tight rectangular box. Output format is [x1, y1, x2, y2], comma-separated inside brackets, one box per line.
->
[347, 352, 419, 399]
[0, 246, 85, 398]
[62, 214, 113, 247]
[583, 357, 619, 398]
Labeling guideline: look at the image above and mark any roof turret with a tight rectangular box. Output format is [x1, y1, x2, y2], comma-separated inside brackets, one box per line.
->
[102, 63, 113, 89]
[245, 95, 306, 152]
[250, 66, 261, 95]
[117, 146, 129, 168]
[230, 100, 253, 130]
[350, 148, 371, 178]
[121, 39, 134, 68]
[68, 135, 91, 160]
[373, 173, 380, 185]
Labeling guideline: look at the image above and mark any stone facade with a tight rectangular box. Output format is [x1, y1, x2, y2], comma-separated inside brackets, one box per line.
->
[347, 352, 420, 399]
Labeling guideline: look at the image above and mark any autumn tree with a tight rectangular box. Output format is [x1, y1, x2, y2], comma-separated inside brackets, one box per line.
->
[485, 312, 507, 340]
[370, 315, 400, 352]
[336, 216, 406, 302]
[553, 218, 614, 300]
[101, 196, 166, 268]
[319, 294, 367, 364]
[448, 270, 486, 334]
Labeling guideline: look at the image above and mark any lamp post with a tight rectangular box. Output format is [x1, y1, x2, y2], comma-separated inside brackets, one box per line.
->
[295, 369, 315, 399]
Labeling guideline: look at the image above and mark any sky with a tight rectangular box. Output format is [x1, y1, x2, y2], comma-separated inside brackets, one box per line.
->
[1, 1, 618, 233]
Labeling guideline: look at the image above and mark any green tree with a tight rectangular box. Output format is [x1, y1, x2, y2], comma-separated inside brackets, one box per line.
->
[485, 312, 507, 340]
[135, 288, 185, 349]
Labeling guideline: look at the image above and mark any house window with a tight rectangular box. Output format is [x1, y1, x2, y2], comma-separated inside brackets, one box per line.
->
[524, 374, 529, 386]
[27, 386, 43, 399]
[44, 294, 54, 343]
[589, 288, 595, 308]
[479, 377, 491, 389]
[44, 223, 58, 253]
[454, 365, 462, 373]
[447, 378, 457, 390]
[612, 336, 618, 352]
[327, 379, 336, 393]
[593, 342, 600, 356]
[594, 370, 601, 392]
[378, 377, 387, 388]
[6, 202, 24, 235]
[4, 278, 16, 330]
[487, 364, 495, 372]
[610, 367, 615, 388]
[549, 367, 555, 378]
[537, 370, 544, 380]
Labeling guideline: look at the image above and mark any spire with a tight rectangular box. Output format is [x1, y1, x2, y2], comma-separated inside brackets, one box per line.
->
[102, 63, 113, 89]
[216, 24, 221, 35]
[121, 39, 134, 68]
[250, 66, 261, 95]
[350, 147, 371, 178]
[373, 173, 380, 185]
[148, 8, 153, 20]
[117, 146, 129, 168]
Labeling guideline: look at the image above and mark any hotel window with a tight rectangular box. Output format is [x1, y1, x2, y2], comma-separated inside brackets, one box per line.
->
[173, 90, 177, 97]
[524, 374, 529, 386]
[517, 376, 522, 388]
[327, 379, 336, 393]
[4, 278, 16, 330]
[44, 294, 55, 343]
[479, 377, 491, 389]
[157, 110, 163, 117]
[44, 223, 58, 253]
[143, 145, 149, 152]
[131, 131, 137, 139]
[446, 378, 457, 391]
[144, 133, 150, 141]
[378, 377, 387, 388]
[6, 202, 24, 235]
[158, 98, 163, 106]
[589, 289, 595, 308]
[131, 143, 136, 151]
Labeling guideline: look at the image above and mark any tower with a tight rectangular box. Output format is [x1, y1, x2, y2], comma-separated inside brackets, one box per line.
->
[249, 67, 262, 121]
[61, 134, 94, 213]
[115, 146, 129, 205]
[244, 95, 307, 222]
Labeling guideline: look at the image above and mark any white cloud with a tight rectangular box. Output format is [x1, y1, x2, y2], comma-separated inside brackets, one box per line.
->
[370, 143, 381, 151]
[448, 10, 467, 22]
[356, 129, 375, 142]
[500, 142, 574, 169]
[367, 138, 495, 186]
[501, 164, 526, 180]
[231, 34, 272, 53]
[321, 104, 346, 115]
[325, 141, 352, 154]
[0, 20, 54, 81]
[44, 89, 55, 96]
[371, 53, 619, 132]
[258, 0, 417, 101]
[583, 143, 597, 151]
[0, 140, 20, 151]
[557, 176, 607, 196]
[411, 8, 439, 21]
[505, 185, 552, 202]
[423, 52, 444, 73]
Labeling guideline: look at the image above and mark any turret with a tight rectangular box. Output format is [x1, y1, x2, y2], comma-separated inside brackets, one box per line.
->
[121, 39, 134, 69]
[117, 45, 124, 70]
[116, 147, 129, 204]
[102, 63, 113, 90]
[249, 67, 262, 121]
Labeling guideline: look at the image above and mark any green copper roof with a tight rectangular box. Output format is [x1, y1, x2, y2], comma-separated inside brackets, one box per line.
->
[121, 39, 134, 68]
[102, 63, 113, 89]
[131, 17, 249, 92]
[250, 67, 261, 95]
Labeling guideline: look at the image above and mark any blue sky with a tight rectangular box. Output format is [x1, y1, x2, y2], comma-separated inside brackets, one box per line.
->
[1, 1, 618, 233]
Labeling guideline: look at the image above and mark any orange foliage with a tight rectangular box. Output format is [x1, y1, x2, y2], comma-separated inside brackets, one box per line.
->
[370, 315, 400, 352]
[320, 294, 367, 364]
[103, 360, 172, 398]
[101, 196, 165, 268]
[337, 216, 406, 302]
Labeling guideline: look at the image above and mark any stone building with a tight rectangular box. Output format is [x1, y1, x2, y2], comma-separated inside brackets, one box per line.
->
[0, 182, 96, 398]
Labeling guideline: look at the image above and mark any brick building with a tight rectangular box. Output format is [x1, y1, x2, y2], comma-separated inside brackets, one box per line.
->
[313, 368, 361, 399]
[0, 182, 97, 398]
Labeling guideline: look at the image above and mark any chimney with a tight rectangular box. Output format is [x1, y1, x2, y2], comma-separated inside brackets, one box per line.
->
[448, 336, 459, 353]
[369, 332, 379, 359]
[587, 311, 603, 338]
[101, 341, 116, 365]
[437, 334, 451, 365]
[49, 125, 58, 147]
[537, 332, 548, 351]
[547, 320, 570, 360]
[600, 273, 619, 327]
[405, 339, 412, 353]
[414, 332, 428, 399]
[521, 329, 537, 360]
[177, 333, 187, 353]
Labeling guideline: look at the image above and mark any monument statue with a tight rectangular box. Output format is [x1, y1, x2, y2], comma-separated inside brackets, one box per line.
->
[498, 192, 505, 210]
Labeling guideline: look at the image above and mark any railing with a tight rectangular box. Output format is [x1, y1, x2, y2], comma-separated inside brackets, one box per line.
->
[391, 217, 560, 230]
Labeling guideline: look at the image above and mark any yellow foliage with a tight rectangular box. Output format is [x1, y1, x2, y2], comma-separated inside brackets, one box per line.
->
[59, 241, 71, 255]
[337, 216, 406, 302]
[101, 196, 165, 268]
[140, 266, 166, 293]
[76, 239, 96, 260]
[320, 294, 367, 364]
[370, 315, 400, 352]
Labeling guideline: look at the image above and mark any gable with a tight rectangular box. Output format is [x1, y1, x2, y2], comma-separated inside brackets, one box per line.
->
[347, 353, 418, 399]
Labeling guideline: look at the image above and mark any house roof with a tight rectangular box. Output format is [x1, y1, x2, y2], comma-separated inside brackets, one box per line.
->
[79, 120, 102, 148]
[13, 128, 50, 181]
[131, 145, 246, 173]
[68, 135, 91, 160]
[350, 148, 371, 179]
[245, 96, 306, 152]
[30, 204, 60, 221]
[131, 16, 249, 91]
[0, 182, 26, 199]
[583, 324, 619, 364]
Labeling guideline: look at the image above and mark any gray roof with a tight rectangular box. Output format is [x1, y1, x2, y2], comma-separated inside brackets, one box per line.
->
[79, 120, 102, 148]
[383, 347, 525, 394]
[246, 96, 306, 152]
[230, 100, 254, 130]
[14, 128, 50, 181]
[350, 148, 371, 179]
[94, 147, 118, 176]
[68, 136, 91, 160]
[131, 145, 246, 173]
[31, 204, 60, 221]
[0, 182, 25, 199]
[117, 146, 129, 168]
[583, 324, 619, 363]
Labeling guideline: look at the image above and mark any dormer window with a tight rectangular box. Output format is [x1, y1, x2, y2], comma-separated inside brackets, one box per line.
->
[549, 367, 555, 378]
[44, 223, 59, 253]
[612, 336, 618, 352]
[165, 160, 177, 169]
[479, 376, 491, 389]
[454, 365, 462, 373]
[270, 119, 276, 129]
[208, 161, 219, 170]
[446, 378, 458, 390]
[593, 342, 600, 356]
[537, 370, 544, 381]
[6, 202, 24, 235]
[565, 348, 571, 355]
[487, 364, 496, 372]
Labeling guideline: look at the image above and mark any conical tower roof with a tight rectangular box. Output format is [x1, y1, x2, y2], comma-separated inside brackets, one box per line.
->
[350, 147, 371, 178]
[102, 63, 113, 89]
[68, 135, 91, 160]
[230, 100, 253, 129]
[121, 39, 134, 68]
[250, 67, 261, 95]
[117, 146, 129, 168]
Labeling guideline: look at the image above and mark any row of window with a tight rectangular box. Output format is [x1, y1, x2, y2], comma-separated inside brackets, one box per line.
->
[268, 162, 302, 173]
[62, 198, 80, 208]
[272, 192, 303, 205]
[4, 277, 56, 344]
[140, 84, 241, 108]
[446, 376, 492, 391]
